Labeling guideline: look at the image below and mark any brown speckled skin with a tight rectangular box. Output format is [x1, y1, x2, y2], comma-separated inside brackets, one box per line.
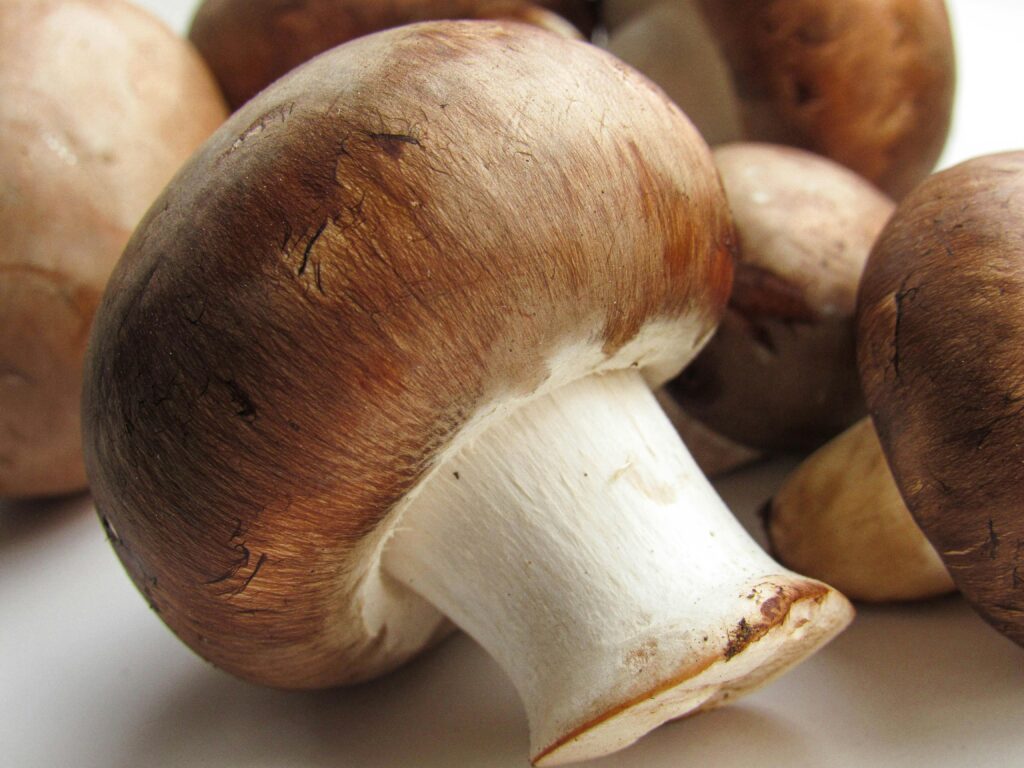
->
[189, 0, 597, 109]
[0, 0, 227, 498]
[669, 143, 893, 451]
[858, 152, 1024, 647]
[695, 0, 955, 199]
[82, 22, 734, 688]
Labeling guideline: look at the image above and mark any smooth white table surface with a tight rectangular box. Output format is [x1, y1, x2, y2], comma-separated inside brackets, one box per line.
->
[3, 2, 1023, 767]
[4, 461, 1023, 768]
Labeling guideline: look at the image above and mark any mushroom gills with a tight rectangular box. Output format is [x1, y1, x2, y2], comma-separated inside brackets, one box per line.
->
[381, 369, 853, 765]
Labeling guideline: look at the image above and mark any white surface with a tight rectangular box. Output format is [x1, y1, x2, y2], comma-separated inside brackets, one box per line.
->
[3, 462, 1022, 768]
[3, 1, 1023, 767]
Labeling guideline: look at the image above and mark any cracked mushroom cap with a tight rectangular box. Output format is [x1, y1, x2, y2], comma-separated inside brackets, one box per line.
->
[858, 151, 1024, 646]
[82, 21, 735, 688]
[604, 0, 955, 199]
[0, 0, 226, 498]
[667, 143, 894, 451]
[189, 0, 597, 110]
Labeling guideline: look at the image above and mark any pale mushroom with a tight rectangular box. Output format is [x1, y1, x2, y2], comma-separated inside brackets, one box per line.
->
[763, 417, 954, 602]
[0, 0, 226, 498]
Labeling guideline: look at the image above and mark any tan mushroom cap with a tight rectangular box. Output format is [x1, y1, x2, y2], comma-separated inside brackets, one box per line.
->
[859, 152, 1024, 646]
[0, 0, 227, 498]
[83, 21, 735, 688]
[189, 0, 597, 110]
[667, 143, 893, 451]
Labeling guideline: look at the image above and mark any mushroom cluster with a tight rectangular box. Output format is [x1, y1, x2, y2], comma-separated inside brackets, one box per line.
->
[173, 0, 959, 475]
[16, 0, 1024, 764]
[184, 0, 956, 200]
[171, 0, 962, 474]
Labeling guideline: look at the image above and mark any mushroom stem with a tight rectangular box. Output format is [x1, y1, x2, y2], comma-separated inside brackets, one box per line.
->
[764, 418, 955, 602]
[382, 369, 852, 765]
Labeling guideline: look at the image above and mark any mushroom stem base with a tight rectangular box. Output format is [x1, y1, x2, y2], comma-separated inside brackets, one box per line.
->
[382, 369, 852, 764]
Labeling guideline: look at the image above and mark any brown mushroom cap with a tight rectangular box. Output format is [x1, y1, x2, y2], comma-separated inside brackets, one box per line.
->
[83, 21, 734, 688]
[0, 0, 227, 498]
[858, 151, 1024, 646]
[189, 0, 597, 110]
[667, 143, 893, 451]
[605, 0, 955, 199]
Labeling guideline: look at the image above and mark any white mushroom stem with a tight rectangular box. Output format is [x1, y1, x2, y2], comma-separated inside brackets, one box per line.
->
[382, 369, 852, 765]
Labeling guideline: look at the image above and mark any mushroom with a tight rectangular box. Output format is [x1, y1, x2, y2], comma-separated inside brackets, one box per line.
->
[189, 0, 596, 110]
[664, 143, 894, 452]
[83, 23, 852, 765]
[858, 151, 1024, 645]
[603, 0, 956, 198]
[763, 417, 954, 602]
[0, 0, 227, 498]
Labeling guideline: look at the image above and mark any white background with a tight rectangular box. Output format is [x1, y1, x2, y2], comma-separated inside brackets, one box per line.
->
[3, 2, 1023, 767]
